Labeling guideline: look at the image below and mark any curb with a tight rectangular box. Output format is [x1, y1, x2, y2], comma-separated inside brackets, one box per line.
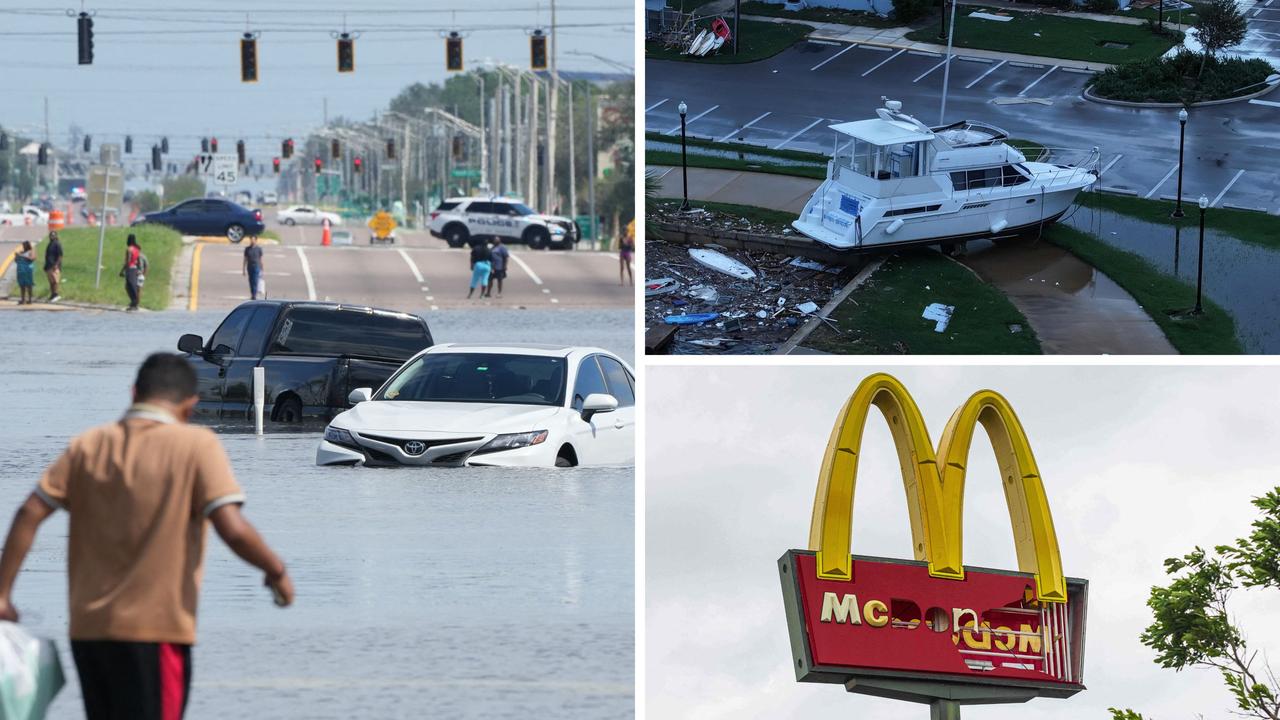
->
[655, 221, 857, 264]
[776, 256, 883, 354]
[1083, 79, 1280, 108]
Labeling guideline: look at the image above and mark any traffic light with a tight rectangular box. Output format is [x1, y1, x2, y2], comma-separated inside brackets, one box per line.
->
[330, 139, 340, 160]
[37, 144, 48, 166]
[386, 139, 395, 159]
[151, 145, 162, 171]
[240, 34, 259, 83]
[452, 135, 463, 161]
[337, 34, 354, 73]
[314, 157, 323, 172]
[446, 32, 463, 72]
[125, 135, 133, 154]
[353, 156, 363, 174]
[210, 137, 218, 153]
[161, 136, 169, 154]
[83, 135, 91, 153]
[531, 30, 547, 71]
[77, 13, 93, 65]
[0, 133, 7, 151]
[201, 137, 210, 153]
[282, 138, 293, 159]
[236, 140, 246, 166]
[272, 157, 281, 174]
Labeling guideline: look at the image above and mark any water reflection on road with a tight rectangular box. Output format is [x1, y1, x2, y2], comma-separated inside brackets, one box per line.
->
[0, 308, 634, 719]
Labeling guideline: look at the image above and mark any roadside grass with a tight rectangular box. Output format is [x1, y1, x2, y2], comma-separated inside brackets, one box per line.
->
[31, 225, 183, 310]
[647, 149, 828, 179]
[1079, 192, 1280, 251]
[645, 131, 829, 162]
[805, 249, 1042, 354]
[653, 197, 797, 232]
[906, 7, 1181, 63]
[1045, 224, 1242, 353]
[646, 18, 814, 64]
[1007, 138, 1048, 161]
[740, 1, 902, 28]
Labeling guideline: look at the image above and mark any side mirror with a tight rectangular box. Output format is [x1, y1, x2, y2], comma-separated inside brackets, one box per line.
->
[178, 333, 204, 354]
[581, 393, 618, 423]
[348, 387, 372, 405]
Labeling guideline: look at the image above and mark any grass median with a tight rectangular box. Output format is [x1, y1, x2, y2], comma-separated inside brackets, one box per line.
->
[740, 1, 902, 28]
[646, 18, 813, 64]
[647, 150, 827, 179]
[804, 249, 1042, 354]
[1044, 224, 1241, 353]
[906, 7, 1180, 64]
[647, 132, 828, 179]
[32, 225, 183, 310]
[1079, 192, 1280, 251]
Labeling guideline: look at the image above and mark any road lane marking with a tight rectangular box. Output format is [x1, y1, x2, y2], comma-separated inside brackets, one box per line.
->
[508, 252, 543, 285]
[188, 242, 204, 312]
[965, 59, 1006, 88]
[1249, 98, 1280, 107]
[1143, 163, 1179, 199]
[645, 97, 669, 113]
[717, 112, 772, 142]
[913, 55, 954, 83]
[1018, 65, 1059, 96]
[550, 298, 559, 304]
[1101, 153, 1123, 175]
[295, 246, 316, 300]
[1211, 169, 1245, 207]
[666, 104, 719, 135]
[861, 48, 904, 77]
[397, 248, 424, 282]
[810, 43, 856, 71]
[775, 118, 824, 150]
[1254, 7, 1263, 15]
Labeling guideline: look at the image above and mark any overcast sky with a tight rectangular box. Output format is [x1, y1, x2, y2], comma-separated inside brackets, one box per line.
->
[0, 0, 632, 160]
[647, 364, 1280, 720]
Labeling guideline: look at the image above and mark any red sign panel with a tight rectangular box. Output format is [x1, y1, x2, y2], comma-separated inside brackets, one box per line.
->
[785, 551, 1086, 690]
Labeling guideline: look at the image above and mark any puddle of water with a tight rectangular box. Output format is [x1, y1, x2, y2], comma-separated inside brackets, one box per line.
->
[1065, 205, 1279, 353]
[648, 140, 826, 170]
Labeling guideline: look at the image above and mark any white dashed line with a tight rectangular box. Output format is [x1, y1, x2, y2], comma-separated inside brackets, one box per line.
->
[508, 251, 543, 285]
[550, 298, 559, 304]
[294, 246, 316, 300]
[1211, 169, 1245, 207]
[717, 112, 772, 142]
[666, 104, 719, 135]
[645, 97, 669, 113]
[775, 118, 824, 150]
[430, 305, 439, 311]
[913, 55, 954, 83]
[1249, 99, 1280, 107]
[965, 59, 1006, 88]
[420, 285, 429, 291]
[1143, 163, 1179, 199]
[426, 295, 435, 300]
[862, 48, 905, 77]
[397, 248, 424, 282]
[810, 43, 856, 71]
[542, 288, 551, 293]
[1101, 153, 1123, 175]
[1018, 65, 1059, 96]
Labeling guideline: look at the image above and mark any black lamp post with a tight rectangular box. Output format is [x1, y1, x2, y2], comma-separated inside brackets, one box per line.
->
[678, 100, 690, 211]
[1173, 107, 1188, 218]
[1158, 0, 1165, 33]
[938, 0, 948, 41]
[1194, 195, 1208, 314]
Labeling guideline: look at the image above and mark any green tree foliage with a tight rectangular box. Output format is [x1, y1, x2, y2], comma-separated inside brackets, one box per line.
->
[134, 190, 162, 213]
[1109, 710, 1147, 720]
[161, 176, 205, 206]
[1196, 0, 1248, 75]
[1139, 489, 1280, 719]
[892, 0, 933, 23]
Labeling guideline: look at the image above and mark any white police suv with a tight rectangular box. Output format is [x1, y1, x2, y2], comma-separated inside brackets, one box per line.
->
[428, 197, 579, 250]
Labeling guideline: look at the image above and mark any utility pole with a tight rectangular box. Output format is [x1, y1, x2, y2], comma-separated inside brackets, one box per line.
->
[323, 97, 329, 125]
[548, 0, 559, 211]
[566, 80, 577, 220]
[528, 78, 539, 207]
[401, 123, 410, 214]
[514, 76, 523, 200]
[478, 73, 488, 193]
[586, 85, 596, 250]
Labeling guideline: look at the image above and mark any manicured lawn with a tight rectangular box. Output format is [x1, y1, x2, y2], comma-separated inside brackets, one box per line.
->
[645, 131, 828, 162]
[906, 7, 1181, 64]
[1008, 138, 1047, 161]
[647, 149, 828, 179]
[653, 197, 797, 232]
[646, 18, 813, 63]
[805, 249, 1042, 354]
[1045, 224, 1241, 353]
[30, 225, 183, 310]
[740, 1, 902, 28]
[1079, 193, 1280, 252]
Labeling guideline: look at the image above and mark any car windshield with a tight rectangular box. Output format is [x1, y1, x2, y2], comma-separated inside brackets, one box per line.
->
[378, 353, 566, 406]
[511, 203, 537, 216]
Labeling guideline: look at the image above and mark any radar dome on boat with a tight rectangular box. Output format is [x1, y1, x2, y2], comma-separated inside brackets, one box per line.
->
[884, 99, 902, 111]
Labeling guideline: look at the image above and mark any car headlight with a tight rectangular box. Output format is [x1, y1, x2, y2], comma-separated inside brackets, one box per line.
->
[324, 425, 356, 447]
[474, 430, 548, 455]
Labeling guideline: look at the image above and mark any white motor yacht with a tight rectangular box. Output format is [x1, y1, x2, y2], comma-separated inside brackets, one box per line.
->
[792, 99, 1099, 251]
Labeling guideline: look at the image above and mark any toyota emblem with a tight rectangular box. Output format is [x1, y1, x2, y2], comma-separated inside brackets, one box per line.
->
[403, 440, 427, 456]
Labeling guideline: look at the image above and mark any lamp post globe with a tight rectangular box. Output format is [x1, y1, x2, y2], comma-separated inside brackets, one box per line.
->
[678, 101, 690, 211]
[1172, 108, 1189, 219]
[1194, 195, 1208, 315]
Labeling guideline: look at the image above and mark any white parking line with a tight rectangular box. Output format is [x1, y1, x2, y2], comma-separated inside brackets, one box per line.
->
[1018, 65, 1059, 96]
[646, 97, 669, 113]
[396, 248, 424, 283]
[965, 59, 1006, 88]
[1211, 169, 1245, 207]
[1143, 163, 1179, 199]
[1250, 98, 1280, 107]
[811, 43, 856, 71]
[913, 55, 954, 83]
[862, 48, 905, 77]
[718, 112, 772, 142]
[508, 251, 543, 285]
[775, 118, 824, 150]
[1254, 7, 1263, 15]
[666, 104, 719, 135]
[1101, 153, 1123, 175]
[295, 246, 316, 300]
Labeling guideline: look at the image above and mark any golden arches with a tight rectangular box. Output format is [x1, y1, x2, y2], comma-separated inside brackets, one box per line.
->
[807, 373, 1067, 603]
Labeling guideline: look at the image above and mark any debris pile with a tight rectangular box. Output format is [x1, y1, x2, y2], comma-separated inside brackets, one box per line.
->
[649, 201, 795, 237]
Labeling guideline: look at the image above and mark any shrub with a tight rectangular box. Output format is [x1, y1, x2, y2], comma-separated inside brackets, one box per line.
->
[1089, 49, 1278, 103]
[134, 190, 161, 213]
[892, 0, 932, 23]
[1084, 0, 1119, 13]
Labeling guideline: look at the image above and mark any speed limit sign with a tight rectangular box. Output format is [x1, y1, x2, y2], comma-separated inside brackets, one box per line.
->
[199, 153, 239, 186]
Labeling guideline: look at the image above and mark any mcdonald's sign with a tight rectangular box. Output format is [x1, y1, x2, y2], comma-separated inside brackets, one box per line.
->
[778, 374, 1087, 704]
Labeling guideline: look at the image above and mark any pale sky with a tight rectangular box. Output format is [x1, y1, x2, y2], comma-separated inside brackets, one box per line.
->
[646, 364, 1280, 719]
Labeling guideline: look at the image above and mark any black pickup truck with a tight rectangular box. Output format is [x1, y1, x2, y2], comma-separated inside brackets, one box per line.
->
[178, 300, 433, 423]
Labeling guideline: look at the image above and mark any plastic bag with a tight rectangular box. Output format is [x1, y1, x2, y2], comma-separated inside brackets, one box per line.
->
[0, 622, 64, 719]
[256, 276, 266, 298]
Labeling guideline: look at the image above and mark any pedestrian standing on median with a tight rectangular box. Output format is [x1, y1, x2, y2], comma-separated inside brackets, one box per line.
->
[468, 238, 492, 299]
[13, 240, 36, 305]
[486, 237, 509, 299]
[120, 234, 141, 311]
[619, 219, 634, 287]
[44, 231, 63, 302]
[0, 352, 294, 720]
[243, 235, 264, 300]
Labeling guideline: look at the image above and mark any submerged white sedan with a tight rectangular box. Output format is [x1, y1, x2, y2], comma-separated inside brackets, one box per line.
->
[316, 344, 635, 468]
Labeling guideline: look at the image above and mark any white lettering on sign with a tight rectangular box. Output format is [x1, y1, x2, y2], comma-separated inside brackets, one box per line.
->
[820, 592, 862, 625]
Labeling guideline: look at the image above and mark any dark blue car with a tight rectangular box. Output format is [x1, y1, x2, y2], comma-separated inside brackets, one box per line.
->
[133, 198, 265, 243]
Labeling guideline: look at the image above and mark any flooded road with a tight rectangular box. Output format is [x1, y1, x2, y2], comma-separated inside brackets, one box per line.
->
[0, 309, 635, 719]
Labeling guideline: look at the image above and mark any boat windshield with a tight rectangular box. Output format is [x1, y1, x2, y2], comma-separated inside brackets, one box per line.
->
[834, 138, 924, 180]
[378, 353, 567, 406]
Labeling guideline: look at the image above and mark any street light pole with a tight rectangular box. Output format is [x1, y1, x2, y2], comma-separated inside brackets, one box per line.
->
[678, 101, 690, 211]
[1194, 195, 1207, 314]
[1172, 108, 1187, 218]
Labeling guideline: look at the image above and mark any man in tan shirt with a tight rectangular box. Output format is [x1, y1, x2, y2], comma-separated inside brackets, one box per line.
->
[0, 353, 294, 720]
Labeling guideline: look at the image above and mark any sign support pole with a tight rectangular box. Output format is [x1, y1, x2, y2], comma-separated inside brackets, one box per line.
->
[930, 700, 960, 720]
[94, 166, 110, 289]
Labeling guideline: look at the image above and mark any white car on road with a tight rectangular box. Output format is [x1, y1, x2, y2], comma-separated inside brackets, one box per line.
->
[276, 205, 342, 227]
[428, 197, 578, 250]
[316, 344, 635, 468]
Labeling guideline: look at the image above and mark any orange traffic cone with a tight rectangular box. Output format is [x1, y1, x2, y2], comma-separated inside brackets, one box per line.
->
[321, 217, 331, 246]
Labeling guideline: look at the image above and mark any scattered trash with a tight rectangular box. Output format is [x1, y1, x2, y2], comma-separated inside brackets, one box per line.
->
[688, 338, 725, 348]
[665, 312, 720, 325]
[755, 310, 769, 319]
[971, 11, 1014, 20]
[689, 247, 757, 280]
[673, 299, 689, 307]
[788, 257, 842, 274]
[1009, 323, 1023, 334]
[922, 303, 955, 333]
[786, 317, 800, 327]
[723, 318, 743, 332]
[687, 284, 721, 304]
[796, 301, 819, 314]
[644, 277, 680, 297]
[776, 297, 787, 306]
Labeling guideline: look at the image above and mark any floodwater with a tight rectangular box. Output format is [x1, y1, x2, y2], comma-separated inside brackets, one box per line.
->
[0, 308, 635, 719]
[1066, 206, 1280, 353]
